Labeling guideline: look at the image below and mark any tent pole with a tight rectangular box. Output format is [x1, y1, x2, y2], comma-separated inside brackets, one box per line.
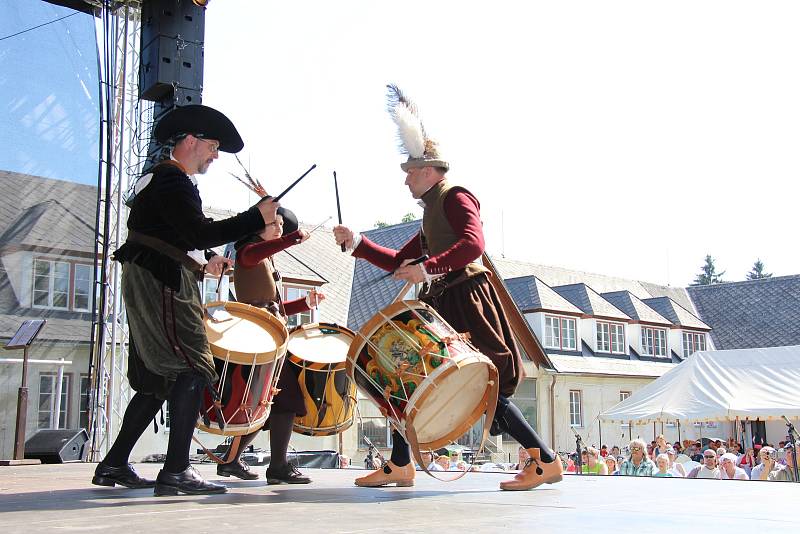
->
[677, 420, 681, 444]
[598, 418, 602, 450]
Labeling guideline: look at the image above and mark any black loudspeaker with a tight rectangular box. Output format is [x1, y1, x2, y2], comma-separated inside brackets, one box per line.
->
[140, 36, 204, 101]
[141, 0, 205, 43]
[25, 429, 89, 463]
[139, 0, 206, 102]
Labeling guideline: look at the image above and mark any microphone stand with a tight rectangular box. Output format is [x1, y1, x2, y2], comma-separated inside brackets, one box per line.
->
[782, 416, 800, 483]
[572, 427, 585, 475]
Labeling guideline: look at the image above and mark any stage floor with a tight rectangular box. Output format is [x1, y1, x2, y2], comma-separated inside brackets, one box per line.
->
[1, 463, 798, 533]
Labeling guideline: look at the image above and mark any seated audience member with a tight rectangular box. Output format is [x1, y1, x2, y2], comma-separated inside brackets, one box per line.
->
[512, 446, 530, 470]
[339, 455, 351, 468]
[737, 447, 756, 477]
[665, 448, 686, 477]
[687, 449, 720, 479]
[581, 446, 608, 475]
[417, 451, 437, 471]
[653, 435, 669, 457]
[718, 453, 748, 480]
[435, 454, 450, 471]
[619, 439, 656, 477]
[455, 460, 468, 472]
[604, 455, 619, 475]
[600, 445, 608, 458]
[652, 454, 673, 477]
[610, 446, 621, 458]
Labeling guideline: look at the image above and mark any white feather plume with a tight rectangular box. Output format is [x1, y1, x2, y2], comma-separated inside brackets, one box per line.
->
[391, 103, 425, 158]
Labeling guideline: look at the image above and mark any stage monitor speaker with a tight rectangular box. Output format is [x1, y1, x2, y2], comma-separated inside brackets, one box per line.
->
[140, 36, 204, 102]
[141, 0, 206, 45]
[25, 429, 89, 464]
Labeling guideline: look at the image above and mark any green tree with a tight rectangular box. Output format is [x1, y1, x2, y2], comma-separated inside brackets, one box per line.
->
[746, 259, 772, 280]
[374, 212, 419, 228]
[691, 254, 726, 285]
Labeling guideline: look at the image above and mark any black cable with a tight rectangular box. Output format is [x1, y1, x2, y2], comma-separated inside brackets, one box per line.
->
[0, 11, 79, 42]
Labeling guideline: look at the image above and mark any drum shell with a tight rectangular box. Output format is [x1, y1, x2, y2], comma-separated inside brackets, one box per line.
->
[199, 301, 288, 436]
[287, 323, 357, 437]
[347, 300, 497, 450]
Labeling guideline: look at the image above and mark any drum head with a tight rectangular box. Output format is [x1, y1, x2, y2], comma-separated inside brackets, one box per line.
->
[410, 358, 491, 447]
[288, 323, 355, 365]
[205, 301, 288, 365]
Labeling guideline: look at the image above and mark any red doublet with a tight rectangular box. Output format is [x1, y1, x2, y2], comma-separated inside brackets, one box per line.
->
[353, 189, 485, 272]
[236, 230, 309, 316]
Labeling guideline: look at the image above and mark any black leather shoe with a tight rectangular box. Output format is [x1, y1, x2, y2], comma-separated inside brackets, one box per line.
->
[92, 462, 156, 489]
[266, 463, 311, 485]
[217, 459, 258, 480]
[154, 465, 227, 496]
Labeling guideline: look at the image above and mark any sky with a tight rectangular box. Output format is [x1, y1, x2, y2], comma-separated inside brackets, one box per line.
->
[3, 1, 799, 287]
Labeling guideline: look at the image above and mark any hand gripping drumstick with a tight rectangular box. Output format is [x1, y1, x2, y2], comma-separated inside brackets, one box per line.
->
[333, 171, 345, 252]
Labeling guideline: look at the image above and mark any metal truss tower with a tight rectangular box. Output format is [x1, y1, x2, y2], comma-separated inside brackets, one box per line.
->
[87, 0, 151, 460]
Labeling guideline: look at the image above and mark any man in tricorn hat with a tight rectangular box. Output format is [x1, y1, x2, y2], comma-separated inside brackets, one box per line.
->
[91, 104, 279, 496]
[334, 85, 563, 491]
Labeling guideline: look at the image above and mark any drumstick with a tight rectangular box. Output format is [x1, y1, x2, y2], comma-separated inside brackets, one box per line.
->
[365, 255, 429, 286]
[333, 170, 345, 252]
[270, 164, 317, 202]
[307, 215, 332, 235]
[215, 249, 232, 301]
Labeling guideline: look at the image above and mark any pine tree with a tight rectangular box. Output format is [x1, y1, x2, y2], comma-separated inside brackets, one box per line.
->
[691, 254, 726, 285]
[746, 259, 772, 280]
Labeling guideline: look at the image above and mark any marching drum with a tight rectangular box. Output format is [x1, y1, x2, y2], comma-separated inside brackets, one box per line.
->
[198, 301, 289, 436]
[347, 300, 498, 451]
[288, 323, 358, 436]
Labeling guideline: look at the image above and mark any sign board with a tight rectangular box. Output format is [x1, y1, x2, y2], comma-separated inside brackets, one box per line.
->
[5, 320, 46, 350]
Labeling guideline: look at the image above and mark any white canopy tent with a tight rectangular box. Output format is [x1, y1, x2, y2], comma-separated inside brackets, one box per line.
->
[601, 345, 800, 423]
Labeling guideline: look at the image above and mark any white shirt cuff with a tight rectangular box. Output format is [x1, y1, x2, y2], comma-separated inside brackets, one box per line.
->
[349, 233, 363, 253]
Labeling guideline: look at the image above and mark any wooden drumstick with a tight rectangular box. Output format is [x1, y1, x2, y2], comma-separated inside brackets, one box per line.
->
[333, 170, 345, 252]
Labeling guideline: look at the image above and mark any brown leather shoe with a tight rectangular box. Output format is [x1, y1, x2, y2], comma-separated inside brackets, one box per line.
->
[355, 461, 415, 487]
[500, 448, 563, 491]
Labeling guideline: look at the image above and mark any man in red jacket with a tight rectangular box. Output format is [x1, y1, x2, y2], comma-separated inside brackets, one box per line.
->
[332, 85, 563, 491]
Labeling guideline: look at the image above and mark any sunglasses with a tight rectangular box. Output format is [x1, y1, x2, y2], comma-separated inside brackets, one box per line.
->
[704, 455, 716, 459]
[630, 446, 643, 451]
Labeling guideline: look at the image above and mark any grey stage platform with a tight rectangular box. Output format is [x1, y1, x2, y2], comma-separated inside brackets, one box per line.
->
[1, 463, 798, 533]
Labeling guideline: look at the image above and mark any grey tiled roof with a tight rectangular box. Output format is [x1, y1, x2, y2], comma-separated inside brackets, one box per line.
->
[505, 276, 582, 315]
[641, 296, 710, 330]
[347, 220, 421, 332]
[0, 171, 96, 255]
[551, 283, 630, 321]
[492, 257, 696, 311]
[687, 276, 800, 350]
[206, 207, 354, 326]
[601, 290, 672, 326]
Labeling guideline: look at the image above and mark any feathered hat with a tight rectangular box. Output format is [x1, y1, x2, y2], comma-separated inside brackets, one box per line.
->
[386, 84, 448, 172]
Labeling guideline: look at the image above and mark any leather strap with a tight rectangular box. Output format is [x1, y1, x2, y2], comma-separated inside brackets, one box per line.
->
[127, 230, 204, 275]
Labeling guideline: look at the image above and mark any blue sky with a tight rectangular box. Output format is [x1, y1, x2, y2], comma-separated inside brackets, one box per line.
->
[0, 0, 99, 184]
[1, 1, 798, 286]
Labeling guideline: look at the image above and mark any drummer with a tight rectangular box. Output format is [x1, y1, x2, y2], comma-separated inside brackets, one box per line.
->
[215, 207, 326, 484]
[333, 85, 563, 491]
[92, 104, 279, 496]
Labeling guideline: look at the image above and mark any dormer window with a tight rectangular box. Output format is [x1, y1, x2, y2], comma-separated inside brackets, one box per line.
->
[682, 331, 706, 357]
[544, 315, 577, 350]
[641, 326, 667, 357]
[597, 321, 625, 354]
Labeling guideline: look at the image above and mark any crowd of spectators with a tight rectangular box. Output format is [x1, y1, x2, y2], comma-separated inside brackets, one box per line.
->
[559, 434, 798, 481]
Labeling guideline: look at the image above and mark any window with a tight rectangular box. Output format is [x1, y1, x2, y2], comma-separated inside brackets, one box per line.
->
[356, 393, 392, 449]
[544, 315, 577, 350]
[73, 264, 92, 311]
[284, 286, 313, 328]
[597, 322, 625, 354]
[502, 378, 537, 442]
[33, 259, 70, 309]
[79, 375, 90, 429]
[641, 326, 667, 357]
[682, 331, 706, 357]
[569, 390, 582, 427]
[203, 276, 226, 303]
[38, 373, 70, 429]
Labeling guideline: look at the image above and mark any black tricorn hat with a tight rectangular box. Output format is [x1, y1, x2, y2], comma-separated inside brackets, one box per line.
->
[154, 104, 244, 153]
